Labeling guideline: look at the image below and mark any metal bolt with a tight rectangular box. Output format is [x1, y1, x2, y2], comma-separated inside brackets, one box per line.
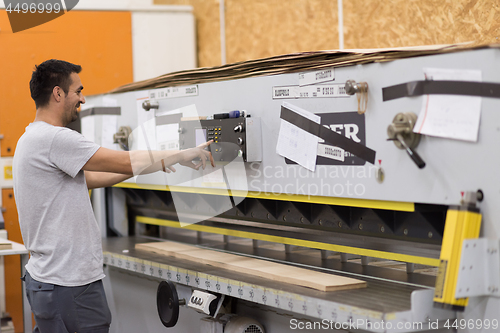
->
[283, 215, 287, 221]
[358, 224, 363, 230]
[380, 226, 385, 232]
[267, 213, 271, 219]
[338, 221, 342, 227]
[428, 231, 433, 238]
[403, 229, 408, 235]
[300, 217, 304, 223]
[251, 212, 255, 217]
[376, 167, 385, 183]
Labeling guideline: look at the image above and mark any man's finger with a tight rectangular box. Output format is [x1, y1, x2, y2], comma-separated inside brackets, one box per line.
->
[198, 140, 213, 149]
[208, 151, 215, 167]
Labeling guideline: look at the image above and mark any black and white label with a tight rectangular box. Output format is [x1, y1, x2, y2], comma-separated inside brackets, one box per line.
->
[149, 85, 199, 100]
[273, 84, 348, 99]
[298, 68, 335, 86]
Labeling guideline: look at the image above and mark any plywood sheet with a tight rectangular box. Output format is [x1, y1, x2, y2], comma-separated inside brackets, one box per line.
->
[344, 0, 500, 49]
[0, 241, 12, 250]
[136, 241, 366, 292]
[225, 0, 339, 63]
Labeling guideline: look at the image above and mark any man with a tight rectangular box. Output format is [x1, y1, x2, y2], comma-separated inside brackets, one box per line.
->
[12, 59, 214, 333]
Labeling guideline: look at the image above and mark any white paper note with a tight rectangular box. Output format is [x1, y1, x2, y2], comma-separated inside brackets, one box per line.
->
[414, 68, 482, 142]
[101, 115, 118, 149]
[156, 123, 179, 150]
[276, 102, 320, 172]
[80, 115, 95, 143]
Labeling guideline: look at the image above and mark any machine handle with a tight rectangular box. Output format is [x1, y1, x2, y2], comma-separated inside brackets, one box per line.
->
[396, 134, 426, 169]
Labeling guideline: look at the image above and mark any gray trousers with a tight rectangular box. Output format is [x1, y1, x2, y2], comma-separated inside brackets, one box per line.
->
[23, 272, 111, 333]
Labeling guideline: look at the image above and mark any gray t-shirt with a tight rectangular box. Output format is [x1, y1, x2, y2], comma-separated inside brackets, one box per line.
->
[13, 121, 103, 286]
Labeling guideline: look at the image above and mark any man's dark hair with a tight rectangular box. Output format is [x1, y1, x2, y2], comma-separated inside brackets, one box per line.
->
[30, 59, 82, 109]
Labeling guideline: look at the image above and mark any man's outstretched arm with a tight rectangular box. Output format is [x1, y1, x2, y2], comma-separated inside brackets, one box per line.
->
[82, 141, 214, 189]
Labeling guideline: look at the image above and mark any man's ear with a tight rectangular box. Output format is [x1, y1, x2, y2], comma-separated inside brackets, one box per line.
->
[53, 86, 62, 102]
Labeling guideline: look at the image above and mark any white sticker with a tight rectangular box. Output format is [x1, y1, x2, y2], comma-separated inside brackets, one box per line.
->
[273, 84, 349, 99]
[299, 68, 335, 86]
[317, 143, 345, 162]
[149, 85, 199, 100]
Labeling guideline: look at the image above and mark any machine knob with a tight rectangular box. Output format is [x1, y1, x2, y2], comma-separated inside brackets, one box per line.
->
[234, 124, 244, 133]
[142, 100, 159, 111]
[157, 281, 184, 328]
[345, 80, 368, 95]
[237, 137, 244, 145]
[113, 126, 132, 151]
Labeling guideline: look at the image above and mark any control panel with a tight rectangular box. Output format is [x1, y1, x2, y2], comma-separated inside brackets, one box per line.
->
[179, 117, 262, 162]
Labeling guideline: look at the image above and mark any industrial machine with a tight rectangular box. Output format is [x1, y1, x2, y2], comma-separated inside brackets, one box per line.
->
[85, 44, 500, 332]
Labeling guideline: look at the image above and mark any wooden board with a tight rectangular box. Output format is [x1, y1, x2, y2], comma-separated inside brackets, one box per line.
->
[0, 241, 12, 250]
[136, 241, 366, 292]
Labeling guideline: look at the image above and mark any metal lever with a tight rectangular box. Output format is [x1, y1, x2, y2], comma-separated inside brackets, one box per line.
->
[396, 133, 426, 169]
[387, 112, 426, 169]
[113, 126, 132, 151]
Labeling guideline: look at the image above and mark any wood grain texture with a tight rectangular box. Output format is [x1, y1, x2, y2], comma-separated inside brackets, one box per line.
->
[344, 0, 500, 49]
[224, 0, 339, 63]
[136, 241, 366, 292]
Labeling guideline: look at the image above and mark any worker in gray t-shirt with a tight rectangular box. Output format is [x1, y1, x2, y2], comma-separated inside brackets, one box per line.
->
[12, 59, 214, 333]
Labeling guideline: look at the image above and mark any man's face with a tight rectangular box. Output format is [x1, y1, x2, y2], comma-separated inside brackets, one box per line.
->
[62, 72, 85, 125]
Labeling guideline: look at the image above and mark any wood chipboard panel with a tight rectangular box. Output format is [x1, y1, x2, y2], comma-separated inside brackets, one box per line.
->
[343, 0, 500, 49]
[136, 241, 367, 292]
[224, 0, 339, 64]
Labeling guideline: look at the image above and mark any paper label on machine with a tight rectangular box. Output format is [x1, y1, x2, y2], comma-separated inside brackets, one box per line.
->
[414, 68, 482, 142]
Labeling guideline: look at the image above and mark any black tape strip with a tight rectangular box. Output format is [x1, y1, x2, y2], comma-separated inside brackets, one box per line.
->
[280, 106, 376, 164]
[80, 107, 121, 118]
[383, 80, 500, 101]
[156, 113, 182, 126]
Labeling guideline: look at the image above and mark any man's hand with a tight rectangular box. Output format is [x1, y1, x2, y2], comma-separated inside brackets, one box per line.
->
[177, 140, 215, 170]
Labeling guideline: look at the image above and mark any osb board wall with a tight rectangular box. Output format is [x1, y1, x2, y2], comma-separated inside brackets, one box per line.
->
[224, 0, 338, 64]
[155, 0, 500, 67]
[155, 0, 338, 67]
[343, 0, 500, 49]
